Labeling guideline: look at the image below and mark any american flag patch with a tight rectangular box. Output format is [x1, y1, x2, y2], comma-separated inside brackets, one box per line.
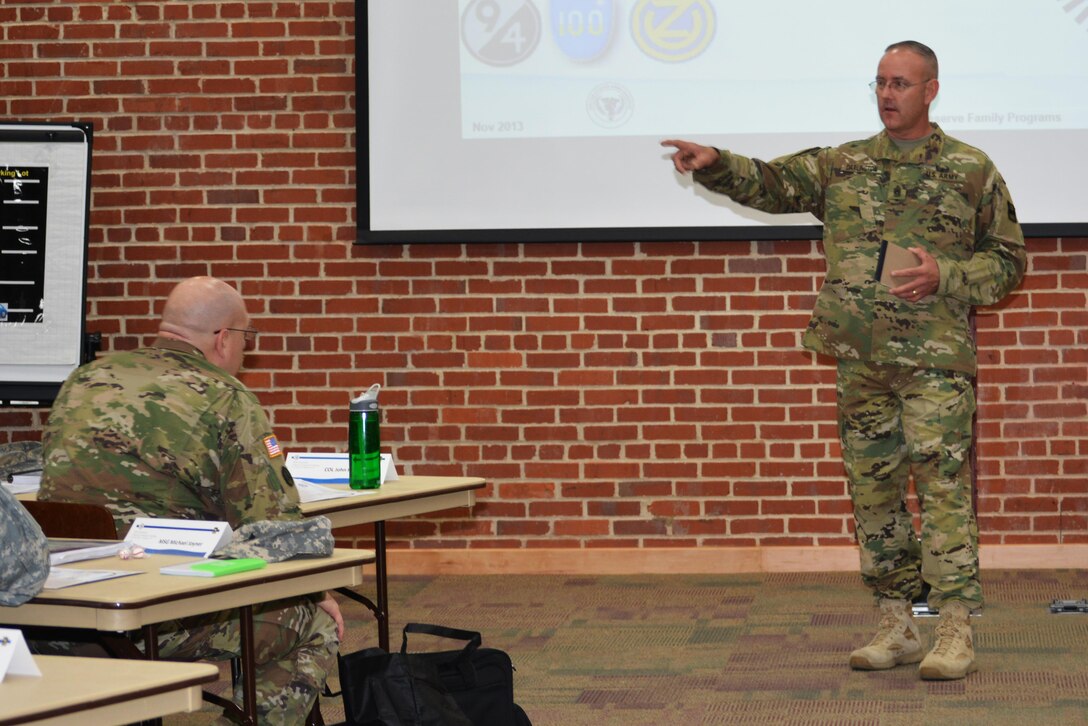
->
[263, 435, 282, 458]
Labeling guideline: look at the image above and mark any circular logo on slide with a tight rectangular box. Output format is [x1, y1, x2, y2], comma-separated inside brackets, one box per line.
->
[461, 0, 542, 67]
[630, 0, 715, 63]
[586, 82, 634, 128]
[551, 0, 617, 63]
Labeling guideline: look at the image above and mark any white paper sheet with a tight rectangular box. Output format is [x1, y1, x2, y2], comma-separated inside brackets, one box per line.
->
[294, 479, 378, 503]
[2, 472, 41, 495]
[47, 539, 128, 566]
[43, 568, 141, 590]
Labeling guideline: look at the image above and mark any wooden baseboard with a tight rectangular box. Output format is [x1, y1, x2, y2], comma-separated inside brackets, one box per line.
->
[386, 544, 1088, 575]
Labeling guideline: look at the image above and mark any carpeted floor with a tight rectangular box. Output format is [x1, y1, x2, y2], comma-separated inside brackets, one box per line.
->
[170, 569, 1088, 725]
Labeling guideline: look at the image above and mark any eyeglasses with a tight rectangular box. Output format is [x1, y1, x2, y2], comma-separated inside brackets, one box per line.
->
[869, 78, 932, 93]
[215, 327, 259, 344]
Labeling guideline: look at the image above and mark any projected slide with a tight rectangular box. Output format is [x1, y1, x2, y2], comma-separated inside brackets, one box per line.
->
[458, 0, 1088, 139]
[364, 0, 1088, 238]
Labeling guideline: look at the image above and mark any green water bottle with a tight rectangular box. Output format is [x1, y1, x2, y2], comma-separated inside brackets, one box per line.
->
[348, 383, 381, 489]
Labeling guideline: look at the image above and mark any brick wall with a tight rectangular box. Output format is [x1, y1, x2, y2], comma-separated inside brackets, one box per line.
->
[1, 2, 1085, 553]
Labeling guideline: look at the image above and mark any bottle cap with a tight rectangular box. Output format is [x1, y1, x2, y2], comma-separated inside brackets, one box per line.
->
[350, 383, 381, 411]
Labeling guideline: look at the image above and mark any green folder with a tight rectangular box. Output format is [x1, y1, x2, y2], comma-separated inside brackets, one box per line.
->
[160, 558, 267, 577]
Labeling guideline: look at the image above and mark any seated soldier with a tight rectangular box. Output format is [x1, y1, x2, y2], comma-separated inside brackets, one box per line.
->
[39, 276, 344, 725]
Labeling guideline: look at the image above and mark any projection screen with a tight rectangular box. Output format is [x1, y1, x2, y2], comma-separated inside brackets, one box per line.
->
[359, 0, 1088, 243]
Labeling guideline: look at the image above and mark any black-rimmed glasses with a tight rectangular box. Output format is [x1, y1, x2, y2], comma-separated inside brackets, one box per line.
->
[215, 327, 259, 344]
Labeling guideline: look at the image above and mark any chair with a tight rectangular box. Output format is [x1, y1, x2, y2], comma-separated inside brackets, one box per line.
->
[22, 500, 118, 539]
[17, 500, 128, 659]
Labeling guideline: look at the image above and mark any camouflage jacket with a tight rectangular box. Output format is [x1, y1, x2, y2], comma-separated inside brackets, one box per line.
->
[39, 338, 300, 535]
[0, 484, 49, 606]
[693, 124, 1026, 374]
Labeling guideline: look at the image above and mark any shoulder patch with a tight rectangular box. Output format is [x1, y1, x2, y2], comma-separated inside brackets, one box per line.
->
[263, 435, 283, 458]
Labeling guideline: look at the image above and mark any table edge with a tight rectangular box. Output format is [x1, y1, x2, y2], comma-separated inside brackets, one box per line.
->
[25, 551, 375, 611]
[0, 661, 217, 725]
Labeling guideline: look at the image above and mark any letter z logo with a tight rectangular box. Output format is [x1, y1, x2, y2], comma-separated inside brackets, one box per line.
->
[631, 0, 715, 63]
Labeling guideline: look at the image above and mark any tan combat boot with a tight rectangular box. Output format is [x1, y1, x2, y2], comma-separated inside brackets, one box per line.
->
[919, 600, 977, 680]
[849, 598, 924, 670]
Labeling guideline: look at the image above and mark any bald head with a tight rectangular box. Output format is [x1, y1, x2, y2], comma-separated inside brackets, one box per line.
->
[161, 277, 246, 336]
[159, 277, 250, 373]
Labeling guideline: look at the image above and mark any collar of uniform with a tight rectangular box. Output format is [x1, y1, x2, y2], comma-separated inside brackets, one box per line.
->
[871, 123, 944, 163]
[151, 336, 205, 359]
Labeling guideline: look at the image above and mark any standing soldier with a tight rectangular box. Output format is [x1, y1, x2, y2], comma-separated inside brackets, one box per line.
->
[663, 40, 1025, 680]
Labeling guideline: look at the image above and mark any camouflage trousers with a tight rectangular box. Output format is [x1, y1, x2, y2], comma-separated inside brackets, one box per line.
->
[837, 360, 982, 610]
[154, 594, 338, 725]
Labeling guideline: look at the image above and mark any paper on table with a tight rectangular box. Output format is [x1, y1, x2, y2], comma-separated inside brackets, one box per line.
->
[2, 472, 41, 495]
[43, 567, 141, 590]
[294, 479, 378, 503]
[47, 539, 129, 566]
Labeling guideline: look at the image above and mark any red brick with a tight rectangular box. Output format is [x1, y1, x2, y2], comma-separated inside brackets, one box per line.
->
[1, 8, 1085, 555]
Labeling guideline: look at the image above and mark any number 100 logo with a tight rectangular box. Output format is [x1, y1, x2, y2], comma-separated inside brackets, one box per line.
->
[551, 0, 616, 62]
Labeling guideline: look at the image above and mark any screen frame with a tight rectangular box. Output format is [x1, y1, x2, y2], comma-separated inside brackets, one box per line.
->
[0, 121, 93, 408]
[355, 0, 1085, 244]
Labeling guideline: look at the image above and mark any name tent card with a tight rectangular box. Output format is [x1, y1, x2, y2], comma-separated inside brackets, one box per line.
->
[125, 517, 233, 557]
[285, 452, 349, 485]
[285, 452, 399, 485]
[0, 628, 40, 681]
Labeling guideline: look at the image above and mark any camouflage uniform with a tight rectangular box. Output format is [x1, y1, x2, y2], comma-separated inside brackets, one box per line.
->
[39, 337, 338, 724]
[0, 440, 43, 480]
[40, 338, 299, 532]
[694, 125, 1026, 609]
[0, 482, 49, 606]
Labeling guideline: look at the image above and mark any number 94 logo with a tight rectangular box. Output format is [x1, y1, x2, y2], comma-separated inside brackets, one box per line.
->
[461, 0, 543, 67]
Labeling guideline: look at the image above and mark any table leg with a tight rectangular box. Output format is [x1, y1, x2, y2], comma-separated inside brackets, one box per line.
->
[136, 627, 181, 726]
[334, 519, 389, 649]
[203, 611, 259, 725]
[142, 623, 159, 659]
[374, 519, 389, 651]
[240, 604, 257, 725]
